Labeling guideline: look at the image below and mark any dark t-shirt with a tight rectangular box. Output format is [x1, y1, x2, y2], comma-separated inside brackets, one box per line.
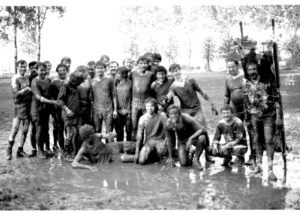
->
[130, 71, 155, 101]
[48, 79, 66, 100]
[151, 77, 174, 107]
[165, 113, 203, 142]
[213, 117, 247, 146]
[224, 76, 245, 106]
[57, 83, 80, 115]
[116, 79, 132, 113]
[11, 74, 32, 118]
[170, 77, 203, 109]
[90, 77, 116, 112]
[31, 77, 51, 117]
[11, 74, 32, 107]
[82, 136, 113, 164]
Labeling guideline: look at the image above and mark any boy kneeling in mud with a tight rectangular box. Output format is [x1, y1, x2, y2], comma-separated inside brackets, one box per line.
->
[72, 124, 136, 170]
[208, 105, 248, 167]
[165, 105, 211, 170]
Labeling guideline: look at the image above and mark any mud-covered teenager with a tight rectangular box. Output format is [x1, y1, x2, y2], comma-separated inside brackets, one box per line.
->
[150, 65, 174, 112]
[115, 67, 132, 141]
[208, 105, 248, 167]
[48, 64, 68, 153]
[165, 105, 211, 170]
[57, 71, 84, 159]
[167, 63, 218, 128]
[31, 62, 59, 159]
[134, 98, 168, 165]
[129, 56, 155, 140]
[71, 124, 136, 170]
[7, 60, 31, 160]
[90, 61, 117, 135]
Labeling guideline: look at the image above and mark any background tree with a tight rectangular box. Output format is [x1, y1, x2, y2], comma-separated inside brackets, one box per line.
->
[0, 6, 34, 73]
[202, 37, 216, 72]
[24, 6, 65, 61]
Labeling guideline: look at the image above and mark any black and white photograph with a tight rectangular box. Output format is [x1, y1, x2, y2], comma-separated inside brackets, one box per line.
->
[0, 0, 299, 210]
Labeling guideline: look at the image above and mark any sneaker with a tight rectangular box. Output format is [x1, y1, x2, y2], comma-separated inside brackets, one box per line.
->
[37, 151, 47, 159]
[16, 147, 29, 158]
[268, 171, 277, 182]
[29, 150, 37, 158]
[44, 150, 55, 158]
[7, 147, 12, 160]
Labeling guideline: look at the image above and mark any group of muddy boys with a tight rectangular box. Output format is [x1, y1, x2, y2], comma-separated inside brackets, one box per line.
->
[7, 50, 282, 182]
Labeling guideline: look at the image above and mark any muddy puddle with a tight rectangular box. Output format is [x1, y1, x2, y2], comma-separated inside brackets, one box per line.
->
[0, 140, 299, 210]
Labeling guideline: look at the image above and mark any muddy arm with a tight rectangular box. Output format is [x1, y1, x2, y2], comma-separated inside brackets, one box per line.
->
[72, 145, 96, 170]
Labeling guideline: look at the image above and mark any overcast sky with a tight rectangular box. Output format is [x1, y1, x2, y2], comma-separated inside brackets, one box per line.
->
[0, 0, 298, 73]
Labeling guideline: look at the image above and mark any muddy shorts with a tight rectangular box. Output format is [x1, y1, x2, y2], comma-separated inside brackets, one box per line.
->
[132, 98, 146, 112]
[14, 104, 31, 120]
[93, 109, 113, 120]
[181, 106, 207, 127]
[145, 139, 168, 158]
[62, 111, 78, 126]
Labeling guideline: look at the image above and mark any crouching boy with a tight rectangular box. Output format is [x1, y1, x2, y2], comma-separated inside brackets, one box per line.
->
[165, 105, 210, 170]
[208, 105, 248, 167]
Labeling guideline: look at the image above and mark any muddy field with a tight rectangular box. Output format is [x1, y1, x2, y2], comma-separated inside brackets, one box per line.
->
[0, 72, 300, 210]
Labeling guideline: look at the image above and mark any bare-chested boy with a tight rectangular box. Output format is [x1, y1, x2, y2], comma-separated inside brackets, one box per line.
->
[134, 98, 168, 165]
[31, 62, 59, 159]
[130, 56, 155, 140]
[165, 105, 210, 170]
[75, 65, 92, 127]
[90, 61, 117, 135]
[71, 124, 136, 171]
[7, 60, 32, 160]
[48, 64, 68, 152]
[115, 67, 132, 141]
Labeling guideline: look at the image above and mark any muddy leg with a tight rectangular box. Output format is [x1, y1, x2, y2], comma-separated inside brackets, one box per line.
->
[192, 135, 206, 170]
[138, 145, 153, 165]
[264, 117, 277, 181]
[178, 144, 189, 167]
[7, 117, 21, 160]
[16, 119, 30, 158]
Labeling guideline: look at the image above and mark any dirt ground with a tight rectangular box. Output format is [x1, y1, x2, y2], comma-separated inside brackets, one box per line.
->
[0, 72, 300, 210]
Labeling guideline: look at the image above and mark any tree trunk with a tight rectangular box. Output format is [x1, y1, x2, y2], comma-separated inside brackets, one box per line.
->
[206, 57, 211, 72]
[37, 7, 41, 62]
[188, 39, 191, 71]
[13, 6, 18, 74]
